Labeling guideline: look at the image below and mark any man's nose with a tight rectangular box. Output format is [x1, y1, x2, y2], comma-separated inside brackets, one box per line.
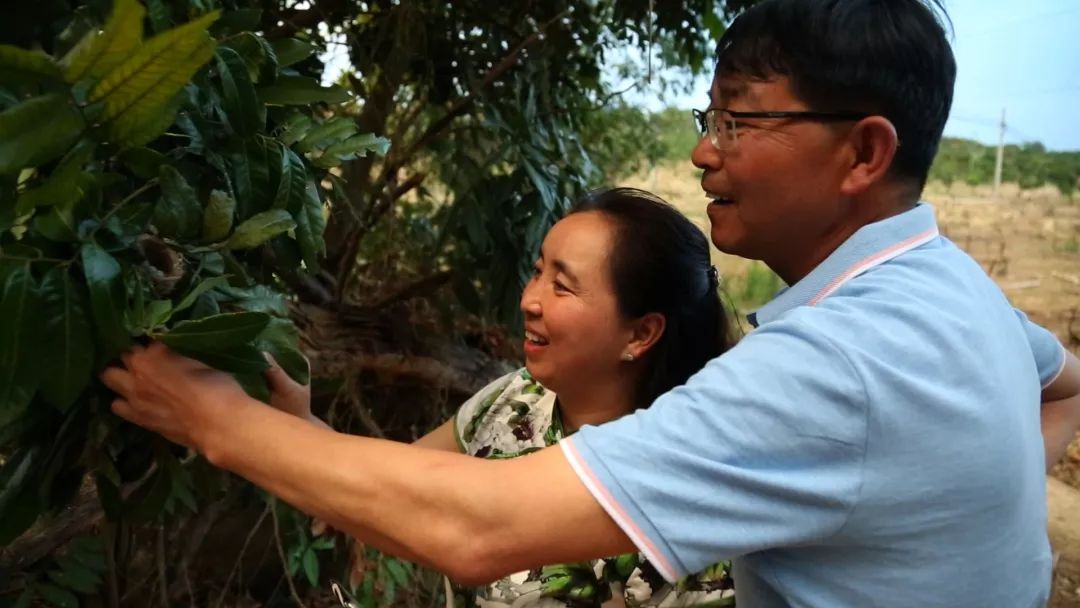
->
[691, 134, 724, 172]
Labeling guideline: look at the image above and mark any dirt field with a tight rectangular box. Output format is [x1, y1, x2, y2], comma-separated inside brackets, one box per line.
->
[626, 163, 1080, 606]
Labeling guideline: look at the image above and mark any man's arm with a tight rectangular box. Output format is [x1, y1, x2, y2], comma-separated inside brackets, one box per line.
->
[1041, 349, 1080, 472]
[103, 343, 633, 584]
[412, 417, 461, 451]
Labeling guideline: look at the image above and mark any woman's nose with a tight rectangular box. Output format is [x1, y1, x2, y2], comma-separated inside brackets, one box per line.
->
[520, 281, 541, 317]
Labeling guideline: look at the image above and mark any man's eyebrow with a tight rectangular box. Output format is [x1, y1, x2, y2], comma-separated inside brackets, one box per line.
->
[714, 81, 747, 105]
[551, 259, 580, 285]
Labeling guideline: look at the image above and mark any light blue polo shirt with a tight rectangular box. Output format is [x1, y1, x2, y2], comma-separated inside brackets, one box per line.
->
[561, 203, 1067, 607]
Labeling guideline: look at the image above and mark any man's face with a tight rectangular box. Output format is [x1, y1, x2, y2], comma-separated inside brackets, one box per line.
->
[692, 75, 853, 269]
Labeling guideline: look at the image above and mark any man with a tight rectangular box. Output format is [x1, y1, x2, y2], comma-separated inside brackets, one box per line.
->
[105, 0, 1080, 605]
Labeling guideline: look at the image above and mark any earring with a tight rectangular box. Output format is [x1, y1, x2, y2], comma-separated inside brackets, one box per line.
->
[621, 353, 634, 362]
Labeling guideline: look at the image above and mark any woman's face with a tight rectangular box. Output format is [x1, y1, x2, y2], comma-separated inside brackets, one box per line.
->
[519, 212, 633, 394]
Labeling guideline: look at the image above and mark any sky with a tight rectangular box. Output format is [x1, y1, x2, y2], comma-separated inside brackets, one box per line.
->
[624, 0, 1080, 151]
[320, 1, 1080, 151]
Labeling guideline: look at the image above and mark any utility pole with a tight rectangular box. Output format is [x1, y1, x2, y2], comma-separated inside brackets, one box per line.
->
[993, 107, 1005, 197]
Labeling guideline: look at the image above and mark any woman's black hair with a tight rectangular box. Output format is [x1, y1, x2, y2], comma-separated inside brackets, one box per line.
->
[570, 187, 730, 410]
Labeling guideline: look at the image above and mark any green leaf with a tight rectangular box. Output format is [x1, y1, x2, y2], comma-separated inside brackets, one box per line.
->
[146, 0, 173, 33]
[384, 558, 410, 588]
[226, 137, 273, 220]
[47, 561, 101, 594]
[81, 244, 131, 362]
[273, 147, 307, 210]
[226, 209, 296, 250]
[174, 276, 229, 314]
[314, 133, 391, 168]
[233, 371, 270, 402]
[257, 76, 351, 105]
[0, 94, 85, 175]
[214, 46, 264, 136]
[69, 537, 107, 573]
[39, 266, 95, 410]
[60, 0, 145, 82]
[11, 588, 32, 608]
[0, 44, 63, 85]
[223, 32, 275, 83]
[278, 113, 315, 146]
[270, 39, 315, 68]
[296, 117, 356, 153]
[0, 448, 42, 545]
[294, 179, 326, 271]
[154, 165, 201, 239]
[57, 556, 104, 590]
[177, 343, 270, 374]
[131, 299, 173, 333]
[157, 311, 271, 351]
[324, 132, 390, 158]
[16, 139, 97, 215]
[109, 91, 183, 147]
[118, 146, 170, 179]
[123, 466, 171, 523]
[302, 548, 319, 586]
[211, 8, 263, 36]
[35, 583, 79, 608]
[91, 10, 219, 143]
[35, 207, 80, 242]
[202, 189, 236, 242]
[310, 536, 335, 550]
[0, 265, 41, 419]
[256, 318, 309, 385]
[216, 284, 287, 316]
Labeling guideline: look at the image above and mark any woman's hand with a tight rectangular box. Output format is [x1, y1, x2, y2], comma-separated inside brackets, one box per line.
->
[264, 354, 314, 423]
[101, 341, 254, 453]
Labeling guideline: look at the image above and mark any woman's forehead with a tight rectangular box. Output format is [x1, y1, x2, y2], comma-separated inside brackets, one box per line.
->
[542, 213, 616, 273]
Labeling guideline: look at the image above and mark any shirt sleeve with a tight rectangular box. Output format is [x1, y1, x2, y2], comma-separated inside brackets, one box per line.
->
[560, 317, 868, 582]
[454, 369, 519, 451]
[1013, 308, 1067, 388]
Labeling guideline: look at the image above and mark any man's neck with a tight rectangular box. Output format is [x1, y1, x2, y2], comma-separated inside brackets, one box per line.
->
[769, 190, 918, 285]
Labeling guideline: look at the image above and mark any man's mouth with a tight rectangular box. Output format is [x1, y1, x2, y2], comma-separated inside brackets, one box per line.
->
[524, 330, 549, 346]
[707, 193, 736, 206]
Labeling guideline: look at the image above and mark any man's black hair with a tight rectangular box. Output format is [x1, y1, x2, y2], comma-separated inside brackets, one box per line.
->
[716, 0, 956, 189]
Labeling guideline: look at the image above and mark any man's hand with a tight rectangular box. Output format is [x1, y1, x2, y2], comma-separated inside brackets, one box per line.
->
[264, 353, 315, 422]
[100, 341, 254, 452]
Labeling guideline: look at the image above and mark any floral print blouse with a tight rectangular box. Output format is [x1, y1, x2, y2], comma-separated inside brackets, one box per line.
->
[452, 368, 735, 608]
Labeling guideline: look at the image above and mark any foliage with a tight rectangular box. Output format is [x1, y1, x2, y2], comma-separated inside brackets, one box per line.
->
[0, 0, 387, 603]
[1, 0, 766, 604]
[302, 0, 758, 329]
[928, 137, 1080, 195]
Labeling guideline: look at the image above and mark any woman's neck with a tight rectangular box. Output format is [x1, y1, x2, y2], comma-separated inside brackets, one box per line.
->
[554, 372, 639, 433]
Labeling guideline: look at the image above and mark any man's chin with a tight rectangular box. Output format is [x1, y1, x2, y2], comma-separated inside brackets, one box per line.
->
[708, 230, 745, 256]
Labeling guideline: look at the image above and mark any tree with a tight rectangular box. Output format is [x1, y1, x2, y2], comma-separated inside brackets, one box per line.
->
[0, 1, 761, 604]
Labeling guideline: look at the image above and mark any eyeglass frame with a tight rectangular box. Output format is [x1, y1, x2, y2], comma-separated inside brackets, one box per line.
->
[692, 107, 873, 150]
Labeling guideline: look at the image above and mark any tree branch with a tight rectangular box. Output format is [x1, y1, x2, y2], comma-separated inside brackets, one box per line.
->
[333, 11, 570, 304]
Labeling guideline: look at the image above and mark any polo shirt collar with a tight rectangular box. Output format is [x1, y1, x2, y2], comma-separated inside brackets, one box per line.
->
[748, 203, 939, 328]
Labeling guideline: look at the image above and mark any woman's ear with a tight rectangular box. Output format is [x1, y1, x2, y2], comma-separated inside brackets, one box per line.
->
[625, 312, 666, 360]
[840, 116, 898, 197]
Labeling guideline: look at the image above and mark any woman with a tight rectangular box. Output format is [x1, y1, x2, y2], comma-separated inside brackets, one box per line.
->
[268, 188, 735, 607]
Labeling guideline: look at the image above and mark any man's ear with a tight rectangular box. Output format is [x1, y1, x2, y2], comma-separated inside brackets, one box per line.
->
[625, 313, 666, 360]
[840, 116, 899, 197]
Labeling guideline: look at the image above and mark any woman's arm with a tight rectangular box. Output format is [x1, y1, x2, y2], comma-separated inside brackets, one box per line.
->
[413, 418, 462, 452]
[102, 343, 634, 584]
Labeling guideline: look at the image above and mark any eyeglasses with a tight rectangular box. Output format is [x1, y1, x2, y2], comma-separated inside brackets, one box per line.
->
[692, 107, 871, 151]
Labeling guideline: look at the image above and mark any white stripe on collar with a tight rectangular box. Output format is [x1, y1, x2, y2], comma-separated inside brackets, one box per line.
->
[808, 227, 939, 305]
